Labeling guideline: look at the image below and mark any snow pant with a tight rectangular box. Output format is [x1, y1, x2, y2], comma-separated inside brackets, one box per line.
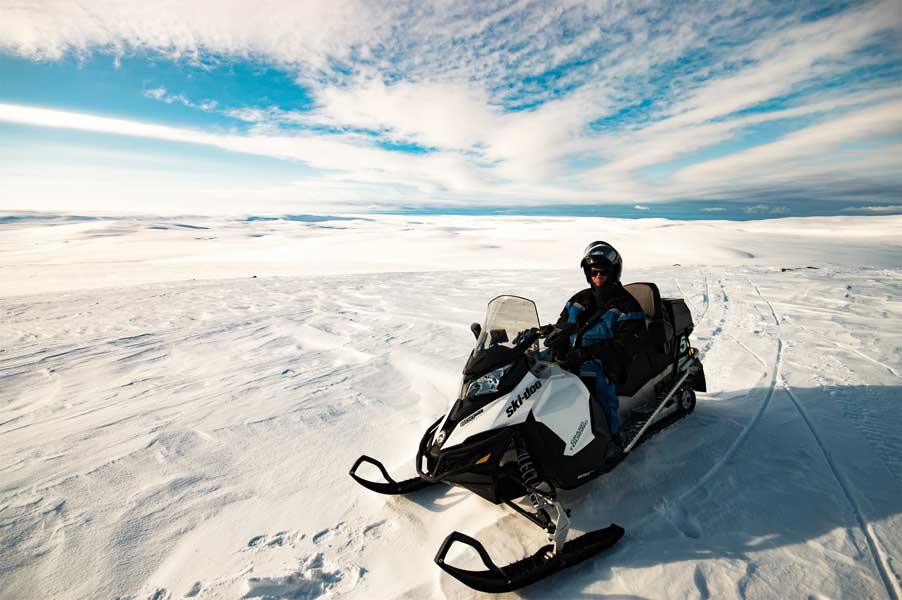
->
[580, 359, 619, 433]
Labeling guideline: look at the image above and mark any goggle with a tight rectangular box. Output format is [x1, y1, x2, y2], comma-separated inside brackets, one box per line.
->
[588, 268, 611, 277]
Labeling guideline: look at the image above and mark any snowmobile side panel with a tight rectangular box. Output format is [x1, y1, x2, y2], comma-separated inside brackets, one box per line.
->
[523, 402, 612, 490]
[530, 365, 595, 457]
[348, 455, 439, 494]
[434, 524, 625, 593]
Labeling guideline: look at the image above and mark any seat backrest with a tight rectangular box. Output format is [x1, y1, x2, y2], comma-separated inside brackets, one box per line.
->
[624, 282, 661, 318]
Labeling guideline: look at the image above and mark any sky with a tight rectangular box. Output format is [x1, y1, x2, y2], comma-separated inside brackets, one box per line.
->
[1, 0, 901, 217]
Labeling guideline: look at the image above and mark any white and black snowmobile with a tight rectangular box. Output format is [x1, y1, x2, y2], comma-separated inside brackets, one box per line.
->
[349, 282, 706, 593]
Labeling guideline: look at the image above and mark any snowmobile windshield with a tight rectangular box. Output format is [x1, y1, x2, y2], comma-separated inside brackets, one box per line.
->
[475, 295, 540, 354]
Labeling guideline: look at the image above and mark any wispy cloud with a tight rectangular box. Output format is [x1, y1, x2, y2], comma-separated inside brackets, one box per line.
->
[672, 102, 902, 190]
[1, 0, 900, 211]
[842, 205, 902, 213]
[743, 204, 789, 215]
[144, 87, 218, 111]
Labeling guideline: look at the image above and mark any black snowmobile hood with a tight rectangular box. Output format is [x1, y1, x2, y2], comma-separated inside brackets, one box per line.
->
[462, 344, 520, 378]
[449, 355, 530, 423]
[463, 328, 538, 378]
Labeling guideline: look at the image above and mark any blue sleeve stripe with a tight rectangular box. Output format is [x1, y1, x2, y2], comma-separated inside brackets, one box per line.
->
[618, 311, 646, 322]
[566, 302, 583, 323]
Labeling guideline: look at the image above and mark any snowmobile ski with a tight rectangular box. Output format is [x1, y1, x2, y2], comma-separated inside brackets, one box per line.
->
[348, 417, 444, 494]
[434, 524, 625, 593]
[348, 455, 439, 495]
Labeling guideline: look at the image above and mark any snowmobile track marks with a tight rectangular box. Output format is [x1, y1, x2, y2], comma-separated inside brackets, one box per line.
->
[752, 278, 899, 600]
[698, 277, 728, 360]
[693, 564, 712, 600]
[682, 282, 783, 498]
[744, 276, 780, 327]
[701, 270, 711, 323]
[675, 268, 711, 327]
[782, 381, 901, 600]
[658, 496, 702, 539]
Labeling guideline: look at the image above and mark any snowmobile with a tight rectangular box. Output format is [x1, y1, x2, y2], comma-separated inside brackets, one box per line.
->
[349, 282, 706, 593]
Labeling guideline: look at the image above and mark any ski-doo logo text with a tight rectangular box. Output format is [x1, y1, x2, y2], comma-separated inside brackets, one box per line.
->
[569, 419, 588, 451]
[506, 381, 542, 418]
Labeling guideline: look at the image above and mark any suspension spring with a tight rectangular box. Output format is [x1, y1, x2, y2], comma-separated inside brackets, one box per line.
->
[516, 447, 547, 514]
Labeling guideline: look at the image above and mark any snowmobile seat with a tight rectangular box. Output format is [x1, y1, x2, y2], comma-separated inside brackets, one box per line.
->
[615, 283, 674, 397]
[624, 282, 660, 318]
[624, 282, 673, 350]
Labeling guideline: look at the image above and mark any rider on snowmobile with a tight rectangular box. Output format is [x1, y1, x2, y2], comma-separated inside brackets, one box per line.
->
[552, 241, 646, 443]
[350, 240, 707, 593]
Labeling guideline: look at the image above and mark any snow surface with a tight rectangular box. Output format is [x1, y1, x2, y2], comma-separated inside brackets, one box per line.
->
[1, 214, 900, 599]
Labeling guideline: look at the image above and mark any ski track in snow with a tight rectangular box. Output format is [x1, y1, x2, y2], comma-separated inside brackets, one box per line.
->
[659, 276, 783, 516]
[772, 274, 902, 598]
[695, 276, 729, 362]
[1, 262, 901, 599]
[752, 278, 899, 600]
[782, 380, 901, 600]
[675, 268, 711, 328]
[688, 334, 781, 493]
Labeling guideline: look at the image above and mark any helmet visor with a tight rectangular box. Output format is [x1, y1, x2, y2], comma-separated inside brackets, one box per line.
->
[583, 242, 619, 264]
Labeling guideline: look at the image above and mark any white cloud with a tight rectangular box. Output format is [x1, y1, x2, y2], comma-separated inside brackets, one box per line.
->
[673, 101, 902, 186]
[145, 87, 167, 101]
[743, 204, 789, 215]
[1, 1, 901, 210]
[843, 205, 902, 213]
[143, 87, 218, 111]
[656, 1, 898, 128]
[579, 2, 902, 192]
[316, 80, 499, 151]
[0, 102, 536, 202]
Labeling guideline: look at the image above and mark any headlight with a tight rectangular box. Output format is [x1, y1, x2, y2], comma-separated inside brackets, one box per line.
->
[465, 365, 512, 398]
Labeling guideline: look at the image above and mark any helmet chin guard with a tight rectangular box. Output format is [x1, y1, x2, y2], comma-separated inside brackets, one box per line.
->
[580, 241, 622, 283]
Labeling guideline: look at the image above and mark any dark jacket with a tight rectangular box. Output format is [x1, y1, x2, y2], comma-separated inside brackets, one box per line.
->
[556, 282, 646, 385]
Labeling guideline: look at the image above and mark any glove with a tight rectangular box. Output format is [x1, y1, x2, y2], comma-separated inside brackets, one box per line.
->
[544, 324, 575, 350]
[563, 348, 585, 370]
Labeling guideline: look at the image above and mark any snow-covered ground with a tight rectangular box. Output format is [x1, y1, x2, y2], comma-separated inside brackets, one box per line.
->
[1, 214, 900, 599]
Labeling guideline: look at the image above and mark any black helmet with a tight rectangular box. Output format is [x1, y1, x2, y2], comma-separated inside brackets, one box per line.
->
[580, 241, 622, 283]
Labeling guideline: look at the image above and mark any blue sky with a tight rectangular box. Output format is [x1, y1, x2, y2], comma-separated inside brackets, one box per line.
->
[1, 0, 900, 217]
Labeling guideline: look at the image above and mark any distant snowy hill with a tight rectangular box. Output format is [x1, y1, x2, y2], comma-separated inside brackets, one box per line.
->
[1, 215, 900, 599]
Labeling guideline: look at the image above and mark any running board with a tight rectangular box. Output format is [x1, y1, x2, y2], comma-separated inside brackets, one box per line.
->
[434, 525, 625, 593]
[349, 455, 439, 495]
